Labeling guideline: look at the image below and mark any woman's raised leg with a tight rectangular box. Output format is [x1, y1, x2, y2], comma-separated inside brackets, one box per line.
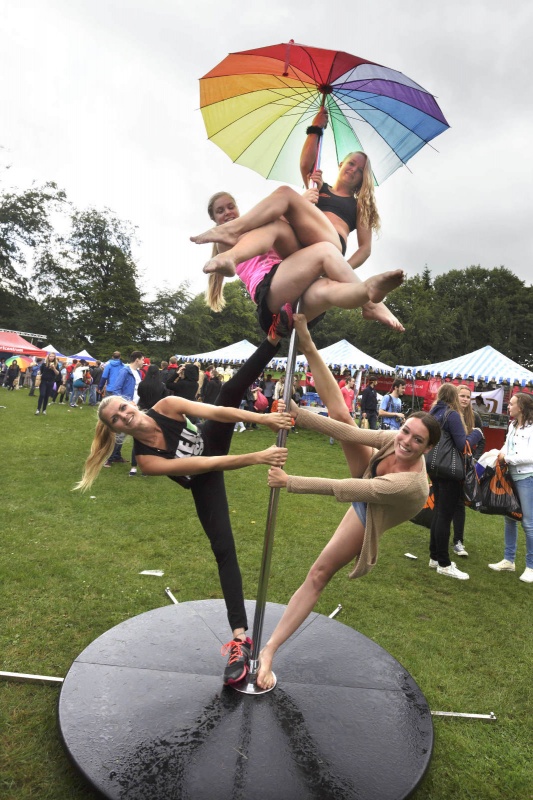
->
[293, 315, 373, 478]
[192, 186, 342, 252]
[256, 507, 365, 689]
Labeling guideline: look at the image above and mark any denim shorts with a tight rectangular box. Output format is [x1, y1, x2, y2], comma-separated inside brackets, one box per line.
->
[352, 501, 367, 527]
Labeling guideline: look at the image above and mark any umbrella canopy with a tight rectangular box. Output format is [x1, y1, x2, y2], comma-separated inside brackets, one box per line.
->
[397, 346, 533, 386]
[5, 355, 33, 369]
[200, 41, 449, 186]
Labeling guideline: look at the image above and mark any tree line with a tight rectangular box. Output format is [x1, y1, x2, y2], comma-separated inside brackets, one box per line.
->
[1, 181, 532, 368]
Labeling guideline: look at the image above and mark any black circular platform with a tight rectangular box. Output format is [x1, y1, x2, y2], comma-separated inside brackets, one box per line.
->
[58, 600, 433, 799]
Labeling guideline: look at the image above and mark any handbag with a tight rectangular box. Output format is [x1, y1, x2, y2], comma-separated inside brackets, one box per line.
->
[463, 443, 482, 510]
[254, 390, 269, 412]
[410, 483, 435, 528]
[478, 462, 522, 520]
[360, 417, 370, 429]
[425, 411, 464, 481]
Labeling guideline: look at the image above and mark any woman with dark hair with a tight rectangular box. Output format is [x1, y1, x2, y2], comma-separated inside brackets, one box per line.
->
[256, 316, 440, 690]
[428, 384, 483, 580]
[167, 363, 199, 401]
[75, 334, 292, 685]
[489, 392, 533, 583]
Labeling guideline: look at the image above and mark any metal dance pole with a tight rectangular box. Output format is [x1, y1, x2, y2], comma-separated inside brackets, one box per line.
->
[234, 313, 300, 695]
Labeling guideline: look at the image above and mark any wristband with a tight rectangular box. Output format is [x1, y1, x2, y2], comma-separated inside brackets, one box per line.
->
[306, 125, 323, 137]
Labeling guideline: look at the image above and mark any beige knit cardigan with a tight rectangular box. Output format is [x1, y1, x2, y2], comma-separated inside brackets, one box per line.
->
[287, 406, 430, 579]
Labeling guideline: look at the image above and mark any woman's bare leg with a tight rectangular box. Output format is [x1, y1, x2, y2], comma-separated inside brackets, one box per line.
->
[203, 220, 302, 275]
[257, 507, 364, 689]
[298, 270, 404, 321]
[192, 186, 342, 252]
[293, 315, 373, 477]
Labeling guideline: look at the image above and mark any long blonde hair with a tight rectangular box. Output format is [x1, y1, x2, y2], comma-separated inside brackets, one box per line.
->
[45, 353, 58, 368]
[73, 396, 118, 492]
[205, 191, 237, 313]
[431, 383, 467, 432]
[456, 385, 475, 433]
[340, 151, 381, 233]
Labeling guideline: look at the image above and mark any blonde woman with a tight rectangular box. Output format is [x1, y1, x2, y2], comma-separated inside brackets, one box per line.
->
[195, 191, 403, 335]
[35, 353, 60, 415]
[428, 384, 483, 579]
[452, 385, 485, 556]
[300, 108, 380, 271]
[75, 336, 292, 686]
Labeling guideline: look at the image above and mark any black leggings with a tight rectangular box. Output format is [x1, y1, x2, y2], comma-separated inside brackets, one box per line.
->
[429, 478, 462, 567]
[37, 381, 55, 412]
[190, 338, 279, 632]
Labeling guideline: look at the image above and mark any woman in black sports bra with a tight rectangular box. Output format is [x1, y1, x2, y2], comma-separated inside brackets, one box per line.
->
[300, 108, 380, 271]
[75, 335, 292, 686]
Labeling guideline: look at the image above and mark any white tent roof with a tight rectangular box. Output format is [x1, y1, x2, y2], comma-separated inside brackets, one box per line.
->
[397, 345, 533, 386]
[43, 344, 67, 357]
[69, 349, 98, 362]
[175, 340, 258, 364]
[271, 339, 395, 373]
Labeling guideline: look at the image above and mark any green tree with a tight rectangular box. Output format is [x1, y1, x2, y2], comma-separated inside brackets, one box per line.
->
[34, 208, 145, 356]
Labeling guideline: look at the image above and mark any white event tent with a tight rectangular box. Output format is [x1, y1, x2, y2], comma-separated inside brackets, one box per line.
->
[396, 345, 533, 387]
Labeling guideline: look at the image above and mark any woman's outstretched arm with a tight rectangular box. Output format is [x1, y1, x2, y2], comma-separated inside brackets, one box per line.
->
[137, 446, 288, 478]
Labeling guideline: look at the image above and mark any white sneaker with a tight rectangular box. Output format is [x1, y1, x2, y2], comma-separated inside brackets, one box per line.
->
[437, 562, 469, 580]
[35, 410, 40, 415]
[453, 541, 468, 556]
[129, 468, 137, 477]
[488, 559, 515, 572]
[42, 411, 46, 415]
[429, 559, 438, 569]
[519, 567, 533, 583]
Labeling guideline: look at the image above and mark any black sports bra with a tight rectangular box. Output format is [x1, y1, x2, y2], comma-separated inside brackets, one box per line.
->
[317, 183, 357, 232]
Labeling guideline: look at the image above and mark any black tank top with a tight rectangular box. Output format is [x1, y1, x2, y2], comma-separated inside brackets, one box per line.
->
[316, 183, 357, 232]
[133, 408, 204, 489]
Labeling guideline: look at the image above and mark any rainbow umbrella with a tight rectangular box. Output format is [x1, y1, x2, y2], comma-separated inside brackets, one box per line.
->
[199, 40, 449, 186]
[5, 355, 33, 369]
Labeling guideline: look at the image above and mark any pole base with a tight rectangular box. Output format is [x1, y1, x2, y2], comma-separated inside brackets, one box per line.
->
[59, 599, 433, 800]
[233, 671, 277, 695]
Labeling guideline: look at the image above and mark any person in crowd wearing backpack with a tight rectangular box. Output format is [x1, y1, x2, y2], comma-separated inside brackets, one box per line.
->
[378, 379, 406, 430]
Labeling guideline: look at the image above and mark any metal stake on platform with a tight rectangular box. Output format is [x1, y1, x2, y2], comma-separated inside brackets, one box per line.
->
[234, 311, 300, 695]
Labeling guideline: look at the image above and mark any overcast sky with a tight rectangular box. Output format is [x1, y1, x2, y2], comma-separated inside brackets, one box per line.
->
[2, 0, 532, 302]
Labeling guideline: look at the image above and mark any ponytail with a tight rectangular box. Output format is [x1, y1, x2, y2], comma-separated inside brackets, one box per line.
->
[206, 271, 226, 312]
[73, 397, 117, 492]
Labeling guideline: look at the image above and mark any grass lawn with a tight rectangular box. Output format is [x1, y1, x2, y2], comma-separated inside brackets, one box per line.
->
[1, 389, 531, 799]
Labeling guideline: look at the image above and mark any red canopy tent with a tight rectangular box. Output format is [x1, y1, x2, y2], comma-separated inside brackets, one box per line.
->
[0, 331, 48, 357]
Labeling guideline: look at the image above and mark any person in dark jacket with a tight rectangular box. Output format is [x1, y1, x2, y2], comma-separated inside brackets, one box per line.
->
[360, 379, 379, 429]
[5, 361, 21, 390]
[130, 364, 169, 477]
[451, 385, 486, 557]
[201, 369, 223, 405]
[428, 384, 483, 580]
[35, 354, 61, 414]
[167, 363, 199, 401]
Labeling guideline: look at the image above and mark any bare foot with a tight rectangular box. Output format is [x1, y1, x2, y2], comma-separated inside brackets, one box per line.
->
[203, 254, 237, 276]
[362, 301, 405, 332]
[190, 225, 240, 247]
[365, 269, 404, 304]
[256, 645, 276, 690]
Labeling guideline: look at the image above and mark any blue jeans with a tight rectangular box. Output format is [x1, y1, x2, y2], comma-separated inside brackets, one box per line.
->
[504, 475, 533, 568]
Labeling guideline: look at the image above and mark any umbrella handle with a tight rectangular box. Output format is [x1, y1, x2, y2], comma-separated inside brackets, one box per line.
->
[311, 98, 327, 186]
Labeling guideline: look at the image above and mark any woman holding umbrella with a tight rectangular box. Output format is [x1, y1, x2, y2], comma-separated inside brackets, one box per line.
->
[301, 108, 380, 271]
